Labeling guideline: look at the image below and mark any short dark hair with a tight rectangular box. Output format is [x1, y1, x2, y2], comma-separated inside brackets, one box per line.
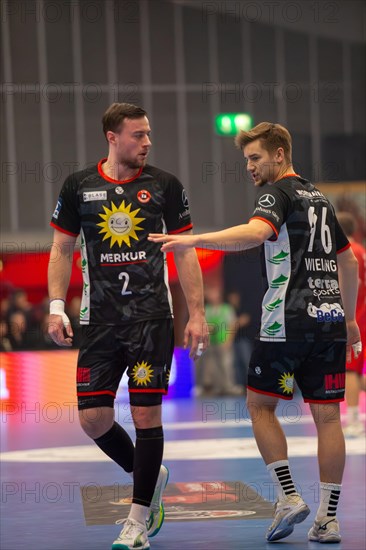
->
[337, 211, 356, 237]
[102, 103, 147, 137]
[235, 122, 292, 163]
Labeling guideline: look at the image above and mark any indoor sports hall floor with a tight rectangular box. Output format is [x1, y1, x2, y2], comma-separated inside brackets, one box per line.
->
[1, 356, 365, 550]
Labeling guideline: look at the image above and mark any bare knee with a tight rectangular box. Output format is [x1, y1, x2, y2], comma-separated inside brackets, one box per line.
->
[246, 390, 278, 422]
[79, 407, 114, 439]
[131, 405, 161, 429]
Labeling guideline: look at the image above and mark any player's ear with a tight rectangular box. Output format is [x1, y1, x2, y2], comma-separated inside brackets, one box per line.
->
[275, 147, 285, 163]
[106, 131, 117, 145]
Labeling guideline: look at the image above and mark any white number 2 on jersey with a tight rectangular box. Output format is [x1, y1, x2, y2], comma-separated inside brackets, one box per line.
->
[308, 206, 332, 254]
[118, 272, 132, 295]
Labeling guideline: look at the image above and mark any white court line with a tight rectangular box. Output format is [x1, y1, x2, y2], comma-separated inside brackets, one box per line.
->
[161, 413, 366, 431]
[1, 435, 364, 462]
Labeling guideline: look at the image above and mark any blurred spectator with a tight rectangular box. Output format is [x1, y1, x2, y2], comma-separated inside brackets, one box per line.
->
[337, 211, 366, 437]
[227, 291, 252, 393]
[194, 286, 242, 396]
[0, 319, 12, 351]
[0, 298, 10, 320]
[7, 310, 35, 350]
[336, 195, 366, 244]
[7, 289, 32, 319]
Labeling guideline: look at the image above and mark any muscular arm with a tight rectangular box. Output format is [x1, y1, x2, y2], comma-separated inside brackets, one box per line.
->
[48, 229, 77, 346]
[149, 219, 273, 252]
[337, 246, 361, 361]
[173, 232, 209, 358]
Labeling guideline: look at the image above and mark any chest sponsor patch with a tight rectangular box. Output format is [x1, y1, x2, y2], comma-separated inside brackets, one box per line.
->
[83, 191, 107, 202]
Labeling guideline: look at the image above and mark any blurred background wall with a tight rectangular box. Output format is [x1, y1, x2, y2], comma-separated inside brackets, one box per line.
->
[1, 0, 365, 244]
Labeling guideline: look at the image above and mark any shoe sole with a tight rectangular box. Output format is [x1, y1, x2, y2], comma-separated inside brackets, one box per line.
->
[267, 504, 311, 542]
[148, 503, 165, 538]
[112, 544, 150, 550]
[148, 466, 169, 538]
[308, 533, 341, 543]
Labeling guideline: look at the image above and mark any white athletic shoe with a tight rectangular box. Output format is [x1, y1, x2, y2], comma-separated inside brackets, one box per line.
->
[343, 422, 365, 438]
[112, 518, 150, 550]
[146, 464, 169, 537]
[266, 493, 310, 542]
[308, 516, 341, 543]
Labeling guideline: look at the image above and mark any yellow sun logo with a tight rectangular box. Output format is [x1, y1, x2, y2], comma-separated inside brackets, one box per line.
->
[278, 372, 294, 395]
[132, 361, 154, 386]
[97, 200, 145, 247]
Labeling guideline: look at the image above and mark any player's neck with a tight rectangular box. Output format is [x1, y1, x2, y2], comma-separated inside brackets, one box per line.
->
[273, 165, 296, 183]
[102, 158, 140, 182]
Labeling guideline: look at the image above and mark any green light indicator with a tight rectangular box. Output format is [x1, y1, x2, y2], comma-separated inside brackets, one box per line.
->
[215, 113, 253, 136]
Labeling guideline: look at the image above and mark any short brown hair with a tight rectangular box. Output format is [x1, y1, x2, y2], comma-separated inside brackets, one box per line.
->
[337, 211, 356, 237]
[102, 103, 147, 137]
[235, 122, 292, 163]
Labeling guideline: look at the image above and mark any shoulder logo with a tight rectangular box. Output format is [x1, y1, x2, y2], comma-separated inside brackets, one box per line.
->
[258, 194, 276, 207]
[182, 189, 189, 208]
[53, 198, 62, 219]
[137, 189, 151, 203]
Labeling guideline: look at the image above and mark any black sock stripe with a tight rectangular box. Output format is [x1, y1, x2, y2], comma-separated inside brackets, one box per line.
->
[274, 466, 290, 474]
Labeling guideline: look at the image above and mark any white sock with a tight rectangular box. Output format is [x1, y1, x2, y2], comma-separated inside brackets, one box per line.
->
[347, 406, 359, 424]
[128, 503, 149, 525]
[316, 482, 341, 520]
[267, 460, 296, 501]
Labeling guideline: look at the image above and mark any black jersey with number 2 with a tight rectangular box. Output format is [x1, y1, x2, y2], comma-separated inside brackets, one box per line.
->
[51, 160, 193, 325]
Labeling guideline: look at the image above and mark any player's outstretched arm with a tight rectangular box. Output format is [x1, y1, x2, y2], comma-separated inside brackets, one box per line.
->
[149, 219, 273, 252]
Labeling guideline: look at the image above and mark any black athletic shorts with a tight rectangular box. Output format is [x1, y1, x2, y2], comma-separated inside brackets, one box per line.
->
[247, 341, 346, 403]
[76, 319, 174, 409]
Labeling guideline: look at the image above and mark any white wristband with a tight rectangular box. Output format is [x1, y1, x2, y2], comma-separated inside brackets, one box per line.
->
[50, 299, 65, 315]
[49, 299, 70, 326]
[196, 343, 204, 356]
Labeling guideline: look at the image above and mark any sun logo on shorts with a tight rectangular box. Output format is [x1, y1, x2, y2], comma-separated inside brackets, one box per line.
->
[97, 201, 145, 247]
[132, 361, 154, 386]
[278, 372, 294, 395]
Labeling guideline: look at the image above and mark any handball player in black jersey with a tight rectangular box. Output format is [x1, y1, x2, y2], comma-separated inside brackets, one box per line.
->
[149, 122, 361, 544]
[48, 103, 208, 550]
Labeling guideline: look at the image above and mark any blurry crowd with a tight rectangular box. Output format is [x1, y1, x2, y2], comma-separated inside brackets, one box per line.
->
[194, 288, 253, 397]
[0, 290, 82, 352]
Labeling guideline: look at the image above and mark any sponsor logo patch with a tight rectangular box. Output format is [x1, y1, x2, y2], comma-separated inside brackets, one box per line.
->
[137, 189, 151, 203]
[83, 191, 107, 202]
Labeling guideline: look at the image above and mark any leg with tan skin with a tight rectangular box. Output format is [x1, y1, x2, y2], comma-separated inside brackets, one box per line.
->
[131, 404, 162, 429]
[247, 389, 310, 542]
[307, 402, 344, 543]
[309, 402, 345, 483]
[79, 406, 115, 438]
[246, 389, 286, 464]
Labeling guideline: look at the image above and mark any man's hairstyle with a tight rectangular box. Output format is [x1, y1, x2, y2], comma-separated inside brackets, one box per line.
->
[235, 122, 292, 163]
[102, 103, 147, 137]
[337, 211, 356, 237]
